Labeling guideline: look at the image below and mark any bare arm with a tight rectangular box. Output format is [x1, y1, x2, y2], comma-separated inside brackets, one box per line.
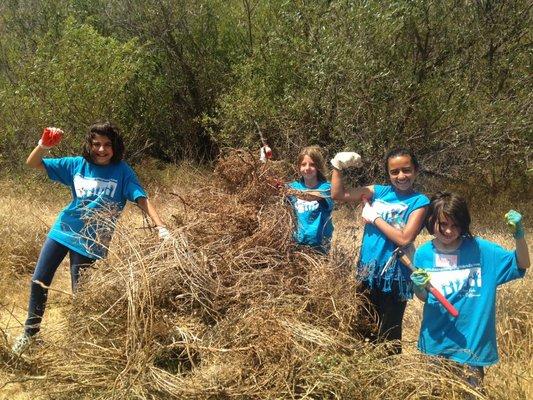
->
[516, 236, 530, 269]
[26, 145, 47, 170]
[330, 168, 373, 203]
[136, 197, 165, 227]
[373, 206, 428, 247]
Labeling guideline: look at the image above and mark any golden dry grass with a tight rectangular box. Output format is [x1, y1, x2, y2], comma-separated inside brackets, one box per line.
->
[0, 155, 531, 399]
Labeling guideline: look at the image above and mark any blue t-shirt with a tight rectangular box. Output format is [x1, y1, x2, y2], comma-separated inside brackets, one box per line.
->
[288, 180, 334, 253]
[415, 237, 526, 366]
[357, 184, 429, 299]
[43, 156, 147, 259]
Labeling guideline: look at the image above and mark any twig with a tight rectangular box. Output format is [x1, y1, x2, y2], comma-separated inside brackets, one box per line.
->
[32, 280, 72, 297]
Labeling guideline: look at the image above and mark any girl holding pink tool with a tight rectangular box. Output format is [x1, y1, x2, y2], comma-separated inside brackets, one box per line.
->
[412, 191, 529, 387]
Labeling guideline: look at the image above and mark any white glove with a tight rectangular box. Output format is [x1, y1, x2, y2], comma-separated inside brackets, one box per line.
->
[259, 145, 272, 163]
[157, 226, 171, 240]
[330, 152, 362, 170]
[362, 202, 380, 224]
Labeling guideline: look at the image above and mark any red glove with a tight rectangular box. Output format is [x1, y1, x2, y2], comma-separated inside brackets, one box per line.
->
[259, 145, 273, 163]
[38, 127, 63, 149]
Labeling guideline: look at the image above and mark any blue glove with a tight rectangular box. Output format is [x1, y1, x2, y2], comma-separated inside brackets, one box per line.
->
[505, 210, 524, 239]
[411, 269, 431, 290]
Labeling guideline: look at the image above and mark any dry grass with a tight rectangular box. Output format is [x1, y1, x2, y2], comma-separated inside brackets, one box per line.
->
[0, 153, 531, 399]
[0, 178, 63, 280]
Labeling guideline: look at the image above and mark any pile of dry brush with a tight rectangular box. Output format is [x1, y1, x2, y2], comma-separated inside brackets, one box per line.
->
[1, 149, 484, 399]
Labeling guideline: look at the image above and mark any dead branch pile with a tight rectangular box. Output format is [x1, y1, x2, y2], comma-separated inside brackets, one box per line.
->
[9, 150, 482, 399]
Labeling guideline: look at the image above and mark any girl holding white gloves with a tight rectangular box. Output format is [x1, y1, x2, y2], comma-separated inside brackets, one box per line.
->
[331, 148, 429, 354]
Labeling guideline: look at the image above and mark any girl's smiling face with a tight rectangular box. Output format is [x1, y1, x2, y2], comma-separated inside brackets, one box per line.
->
[387, 155, 417, 193]
[90, 134, 114, 165]
[299, 155, 318, 186]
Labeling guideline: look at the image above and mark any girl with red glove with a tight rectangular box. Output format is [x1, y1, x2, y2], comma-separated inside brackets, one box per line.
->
[12, 121, 169, 355]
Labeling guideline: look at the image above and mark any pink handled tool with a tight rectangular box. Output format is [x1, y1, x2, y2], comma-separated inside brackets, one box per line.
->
[398, 250, 459, 318]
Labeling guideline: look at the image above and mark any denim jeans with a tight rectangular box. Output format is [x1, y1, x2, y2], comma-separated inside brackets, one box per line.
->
[25, 237, 96, 336]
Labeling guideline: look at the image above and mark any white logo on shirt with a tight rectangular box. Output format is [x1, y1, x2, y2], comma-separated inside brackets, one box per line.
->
[435, 253, 458, 268]
[294, 199, 319, 213]
[431, 253, 482, 298]
[372, 199, 408, 228]
[74, 174, 117, 198]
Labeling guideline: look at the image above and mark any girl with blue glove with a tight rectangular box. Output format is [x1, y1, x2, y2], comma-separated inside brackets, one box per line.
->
[286, 146, 334, 254]
[412, 191, 529, 387]
[331, 148, 429, 353]
[12, 122, 169, 356]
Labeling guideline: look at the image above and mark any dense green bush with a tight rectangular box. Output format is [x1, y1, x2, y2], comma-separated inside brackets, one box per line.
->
[210, 0, 531, 193]
[0, 0, 530, 195]
[0, 16, 155, 168]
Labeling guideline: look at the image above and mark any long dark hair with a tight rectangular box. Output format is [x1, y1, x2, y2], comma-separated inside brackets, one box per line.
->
[426, 191, 472, 238]
[82, 121, 125, 164]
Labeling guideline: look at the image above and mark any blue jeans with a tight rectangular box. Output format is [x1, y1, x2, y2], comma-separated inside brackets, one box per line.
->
[25, 237, 96, 336]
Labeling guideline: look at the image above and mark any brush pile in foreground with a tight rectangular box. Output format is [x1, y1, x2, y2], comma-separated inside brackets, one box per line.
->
[1, 150, 492, 399]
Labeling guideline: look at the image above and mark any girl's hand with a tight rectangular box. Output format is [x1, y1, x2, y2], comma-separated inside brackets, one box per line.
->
[156, 226, 171, 240]
[330, 152, 362, 170]
[505, 210, 525, 239]
[411, 269, 431, 290]
[259, 145, 272, 163]
[361, 201, 379, 224]
[39, 127, 63, 149]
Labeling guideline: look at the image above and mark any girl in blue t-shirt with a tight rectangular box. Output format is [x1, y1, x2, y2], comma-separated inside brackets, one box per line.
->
[12, 122, 170, 356]
[331, 148, 429, 354]
[286, 146, 334, 253]
[411, 191, 529, 387]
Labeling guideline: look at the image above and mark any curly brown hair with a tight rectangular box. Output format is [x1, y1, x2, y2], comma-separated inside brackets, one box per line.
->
[82, 121, 125, 164]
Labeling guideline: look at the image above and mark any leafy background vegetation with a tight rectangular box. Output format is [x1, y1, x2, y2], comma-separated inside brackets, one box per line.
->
[0, 0, 531, 197]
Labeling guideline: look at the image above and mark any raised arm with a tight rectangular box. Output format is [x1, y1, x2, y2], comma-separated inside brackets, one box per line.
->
[330, 152, 373, 203]
[516, 237, 530, 269]
[506, 210, 530, 269]
[331, 169, 374, 203]
[26, 146, 48, 170]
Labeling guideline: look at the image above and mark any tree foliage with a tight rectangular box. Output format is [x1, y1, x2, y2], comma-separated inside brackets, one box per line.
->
[0, 0, 530, 195]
